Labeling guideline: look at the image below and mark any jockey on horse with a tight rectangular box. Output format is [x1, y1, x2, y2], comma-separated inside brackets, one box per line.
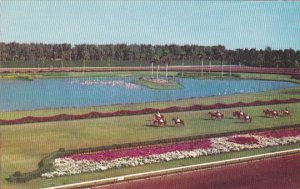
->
[281, 108, 290, 116]
[243, 114, 252, 123]
[208, 111, 224, 120]
[172, 116, 184, 127]
[153, 117, 167, 126]
[152, 112, 167, 126]
[263, 109, 278, 118]
[233, 110, 244, 119]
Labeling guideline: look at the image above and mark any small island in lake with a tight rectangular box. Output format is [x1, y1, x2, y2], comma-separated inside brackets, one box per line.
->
[135, 77, 182, 90]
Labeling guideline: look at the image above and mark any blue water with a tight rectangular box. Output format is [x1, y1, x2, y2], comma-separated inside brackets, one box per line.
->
[0, 77, 298, 111]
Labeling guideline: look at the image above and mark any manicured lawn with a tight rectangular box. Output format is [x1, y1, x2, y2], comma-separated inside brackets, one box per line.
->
[178, 72, 300, 84]
[0, 71, 178, 80]
[1, 103, 299, 189]
[134, 78, 182, 90]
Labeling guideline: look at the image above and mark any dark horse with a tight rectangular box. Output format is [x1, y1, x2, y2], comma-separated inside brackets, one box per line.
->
[232, 110, 244, 119]
[243, 114, 252, 123]
[208, 111, 224, 120]
[263, 109, 278, 118]
[280, 108, 290, 116]
[172, 118, 184, 127]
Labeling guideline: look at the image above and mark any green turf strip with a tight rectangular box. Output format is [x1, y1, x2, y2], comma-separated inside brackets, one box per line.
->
[1, 102, 300, 189]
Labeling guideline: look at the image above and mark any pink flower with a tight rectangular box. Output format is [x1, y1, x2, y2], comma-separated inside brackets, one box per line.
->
[227, 136, 258, 145]
[67, 139, 211, 161]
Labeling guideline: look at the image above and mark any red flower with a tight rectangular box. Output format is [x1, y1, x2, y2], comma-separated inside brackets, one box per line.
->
[67, 139, 211, 161]
[227, 136, 258, 145]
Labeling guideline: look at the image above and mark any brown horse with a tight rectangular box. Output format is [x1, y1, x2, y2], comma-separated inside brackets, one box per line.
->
[243, 114, 252, 123]
[208, 111, 224, 120]
[263, 109, 270, 117]
[263, 109, 278, 118]
[153, 118, 167, 127]
[172, 118, 184, 127]
[233, 110, 244, 119]
[280, 108, 290, 116]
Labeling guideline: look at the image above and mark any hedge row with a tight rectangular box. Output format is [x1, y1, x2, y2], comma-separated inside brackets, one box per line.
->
[1, 98, 300, 125]
[7, 124, 300, 183]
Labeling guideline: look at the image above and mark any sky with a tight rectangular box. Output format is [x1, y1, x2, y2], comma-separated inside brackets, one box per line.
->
[1, 1, 299, 50]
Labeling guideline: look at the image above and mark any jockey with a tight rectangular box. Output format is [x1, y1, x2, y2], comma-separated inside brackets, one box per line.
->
[217, 111, 221, 116]
[176, 116, 180, 123]
[239, 110, 243, 116]
[156, 112, 161, 118]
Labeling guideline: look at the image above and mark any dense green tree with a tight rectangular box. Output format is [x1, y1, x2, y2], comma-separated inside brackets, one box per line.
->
[0, 42, 299, 68]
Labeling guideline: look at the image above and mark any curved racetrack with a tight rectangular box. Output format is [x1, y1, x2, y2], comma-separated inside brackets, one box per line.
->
[94, 153, 300, 189]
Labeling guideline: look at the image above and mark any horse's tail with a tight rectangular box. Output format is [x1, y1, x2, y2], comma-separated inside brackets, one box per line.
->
[181, 120, 185, 126]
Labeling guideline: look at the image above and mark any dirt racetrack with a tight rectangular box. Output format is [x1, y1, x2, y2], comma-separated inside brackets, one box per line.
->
[1, 66, 300, 75]
[94, 153, 300, 189]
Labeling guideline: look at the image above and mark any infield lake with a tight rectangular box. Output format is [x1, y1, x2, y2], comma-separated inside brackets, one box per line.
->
[0, 77, 299, 111]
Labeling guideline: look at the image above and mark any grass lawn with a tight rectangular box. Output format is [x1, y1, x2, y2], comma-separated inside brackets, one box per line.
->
[133, 78, 182, 90]
[0, 71, 179, 80]
[179, 72, 300, 84]
[1, 102, 300, 189]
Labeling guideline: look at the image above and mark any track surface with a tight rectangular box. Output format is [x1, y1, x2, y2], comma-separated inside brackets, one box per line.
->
[94, 153, 300, 189]
[1, 66, 300, 75]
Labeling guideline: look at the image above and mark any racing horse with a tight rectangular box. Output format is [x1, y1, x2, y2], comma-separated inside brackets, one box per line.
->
[208, 111, 224, 120]
[233, 110, 245, 119]
[243, 114, 252, 123]
[172, 118, 184, 127]
[263, 109, 278, 118]
[280, 108, 290, 116]
[153, 118, 167, 127]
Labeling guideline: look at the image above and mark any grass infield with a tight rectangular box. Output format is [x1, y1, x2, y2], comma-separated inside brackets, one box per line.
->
[1, 102, 300, 189]
[0, 71, 300, 188]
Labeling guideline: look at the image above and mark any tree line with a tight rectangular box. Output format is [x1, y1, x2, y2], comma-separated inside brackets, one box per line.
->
[0, 42, 299, 68]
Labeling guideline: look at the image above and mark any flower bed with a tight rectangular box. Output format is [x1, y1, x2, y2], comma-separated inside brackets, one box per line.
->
[227, 136, 258, 145]
[42, 128, 300, 178]
[69, 139, 211, 161]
